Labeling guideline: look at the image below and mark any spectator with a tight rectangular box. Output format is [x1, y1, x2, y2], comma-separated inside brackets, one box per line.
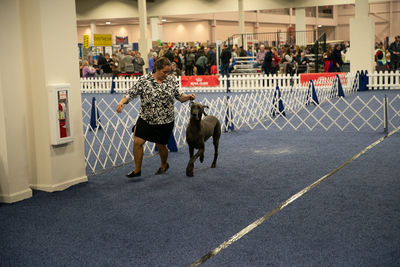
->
[281, 47, 296, 75]
[332, 44, 344, 72]
[147, 48, 155, 61]
[148, 52, 156, 73]
[179, 48, 185, 74]
[323, 46, 333, 73]
[132, 51, 145, 75]
[110, 53, 120, 77]
[79, 60, 83, 77]
[117, 48, 125, 63]
[92, 59, 101, 76]
[255, 44, 266, 68]
[97, 53, 107, 72]
[101, 53, 113, 77]
[121, 51, 134, 74]
[262, 47, 273, 75]
[388, 35, 400, 71]
[239, 46, 247, 57]
[297, 52, 309, 73]
[170, 62, 180, 77]
[185, 48, 196, 76]
[195, 52, 208, 75]
[206, 46, 217, 75]
[164, 48, 174, 62]
[82, 60, 96, 78]
[173, 51, 182, 73]
[271, 47, 280, 74]
[220, 44, 232, 78]
[374, 42, 387, 71]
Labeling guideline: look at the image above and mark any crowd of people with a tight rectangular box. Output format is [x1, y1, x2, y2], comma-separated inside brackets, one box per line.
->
[79, 35, 400, 78]
[375, 35, 400, 72]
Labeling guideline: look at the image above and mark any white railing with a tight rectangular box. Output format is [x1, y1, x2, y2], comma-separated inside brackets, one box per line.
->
[81, 73, 369, 174]
[80, 73, 359, 94]
[82, 91, 400, 174]
[367, 70, 400, 90]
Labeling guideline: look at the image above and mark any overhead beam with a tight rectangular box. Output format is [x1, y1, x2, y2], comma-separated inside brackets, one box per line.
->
[76, 0, 392, 21]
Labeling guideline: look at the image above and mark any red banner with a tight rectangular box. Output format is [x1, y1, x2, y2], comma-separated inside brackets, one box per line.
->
[180, 76, 219, 87]
[300, 72, 346, 86]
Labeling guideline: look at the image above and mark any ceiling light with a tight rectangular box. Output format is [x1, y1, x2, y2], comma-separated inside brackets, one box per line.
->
[318, 24, 322, 27]
[106, 21, 111, 25]
[161, 19, 166, 22]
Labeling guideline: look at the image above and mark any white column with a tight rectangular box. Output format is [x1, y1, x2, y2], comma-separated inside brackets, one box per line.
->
[90, 22, 96, 46]
[150, 16, 162, 42]
[296, 8, 306, 47]
[238, 0, 244, 35]
[350, 0, 375, 73]
[210, 14, 217, 43]
[254, 10, 259, 34]
[0, 0, 87, 203]
[0, 1, 32, 202]
[138, 0, 150, 70]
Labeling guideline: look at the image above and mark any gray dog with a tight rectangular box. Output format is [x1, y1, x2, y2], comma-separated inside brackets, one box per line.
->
[186, 102, 221, 177]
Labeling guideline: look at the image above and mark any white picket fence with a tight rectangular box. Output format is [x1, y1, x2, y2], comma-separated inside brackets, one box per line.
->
[80, 72, 360, 94]
[367, 70, 400, 90]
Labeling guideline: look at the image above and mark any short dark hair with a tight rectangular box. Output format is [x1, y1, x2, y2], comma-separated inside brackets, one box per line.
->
[154, 57, 171, 71]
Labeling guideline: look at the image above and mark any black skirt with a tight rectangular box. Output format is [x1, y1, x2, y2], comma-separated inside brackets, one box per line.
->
[132, 117, 174, 145]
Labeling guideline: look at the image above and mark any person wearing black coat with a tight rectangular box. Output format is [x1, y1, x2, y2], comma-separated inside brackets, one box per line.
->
[261, 48, 273, 75]
[332, 44, 343, 72]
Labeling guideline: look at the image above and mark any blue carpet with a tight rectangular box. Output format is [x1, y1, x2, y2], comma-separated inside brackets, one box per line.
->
[1, 92, 399, 266]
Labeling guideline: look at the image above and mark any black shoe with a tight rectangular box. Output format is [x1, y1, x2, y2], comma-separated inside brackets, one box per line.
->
[155, 163, 169, 175]
[126, 170, 141, 178]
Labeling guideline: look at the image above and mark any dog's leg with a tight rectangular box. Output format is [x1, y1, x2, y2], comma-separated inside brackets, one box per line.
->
[211, 124, 221, 168]
[211, 138, 219, 168]
[186, 146, 204, 177]
[200, 143, 205, 163]
[186, 145, 195, 177]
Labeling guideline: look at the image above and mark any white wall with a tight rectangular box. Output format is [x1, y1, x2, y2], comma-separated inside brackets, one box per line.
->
[0, 0, 87, 203]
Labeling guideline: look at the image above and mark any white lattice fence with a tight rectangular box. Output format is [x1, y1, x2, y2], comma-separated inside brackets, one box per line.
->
[81, 71, 397, 175]
[389, 95, 400, 129]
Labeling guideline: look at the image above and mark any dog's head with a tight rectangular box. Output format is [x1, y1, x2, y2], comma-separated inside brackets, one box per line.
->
[189, 102, 209, 120]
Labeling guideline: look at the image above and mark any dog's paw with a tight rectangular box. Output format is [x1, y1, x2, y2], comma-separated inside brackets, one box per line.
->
[186, 170, 194, 177]
[186, 165, 194, 177]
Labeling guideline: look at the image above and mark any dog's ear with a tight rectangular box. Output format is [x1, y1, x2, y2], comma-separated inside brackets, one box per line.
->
[189, 101, 194, 106]
[202, 105, 209, 116]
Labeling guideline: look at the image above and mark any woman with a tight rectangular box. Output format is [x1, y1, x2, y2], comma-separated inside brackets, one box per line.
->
[116, 57, 196, 178]
[82, 60, 96, 78]
[132, 51, 145, 75]
[110, 53, 120, 77]
[332, 44, 344, 72]
[101, 53, 113, 77]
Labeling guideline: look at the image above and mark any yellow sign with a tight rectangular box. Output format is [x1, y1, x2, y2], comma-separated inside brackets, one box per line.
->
[93, 34, 112, 46]
[83, 35, 89, 48]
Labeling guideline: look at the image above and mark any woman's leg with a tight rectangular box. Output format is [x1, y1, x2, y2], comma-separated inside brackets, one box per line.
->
[156, 143, 168, 170]
[133, 136, 146, 173]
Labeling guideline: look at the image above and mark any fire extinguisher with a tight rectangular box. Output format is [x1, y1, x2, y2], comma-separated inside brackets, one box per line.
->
[58, 103, 67, 138]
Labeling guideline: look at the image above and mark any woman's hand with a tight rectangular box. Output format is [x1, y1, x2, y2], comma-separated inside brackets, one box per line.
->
[116, 102, 124, 113]
[181, 93, 196, 103]
[116, 97, 128, 113]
